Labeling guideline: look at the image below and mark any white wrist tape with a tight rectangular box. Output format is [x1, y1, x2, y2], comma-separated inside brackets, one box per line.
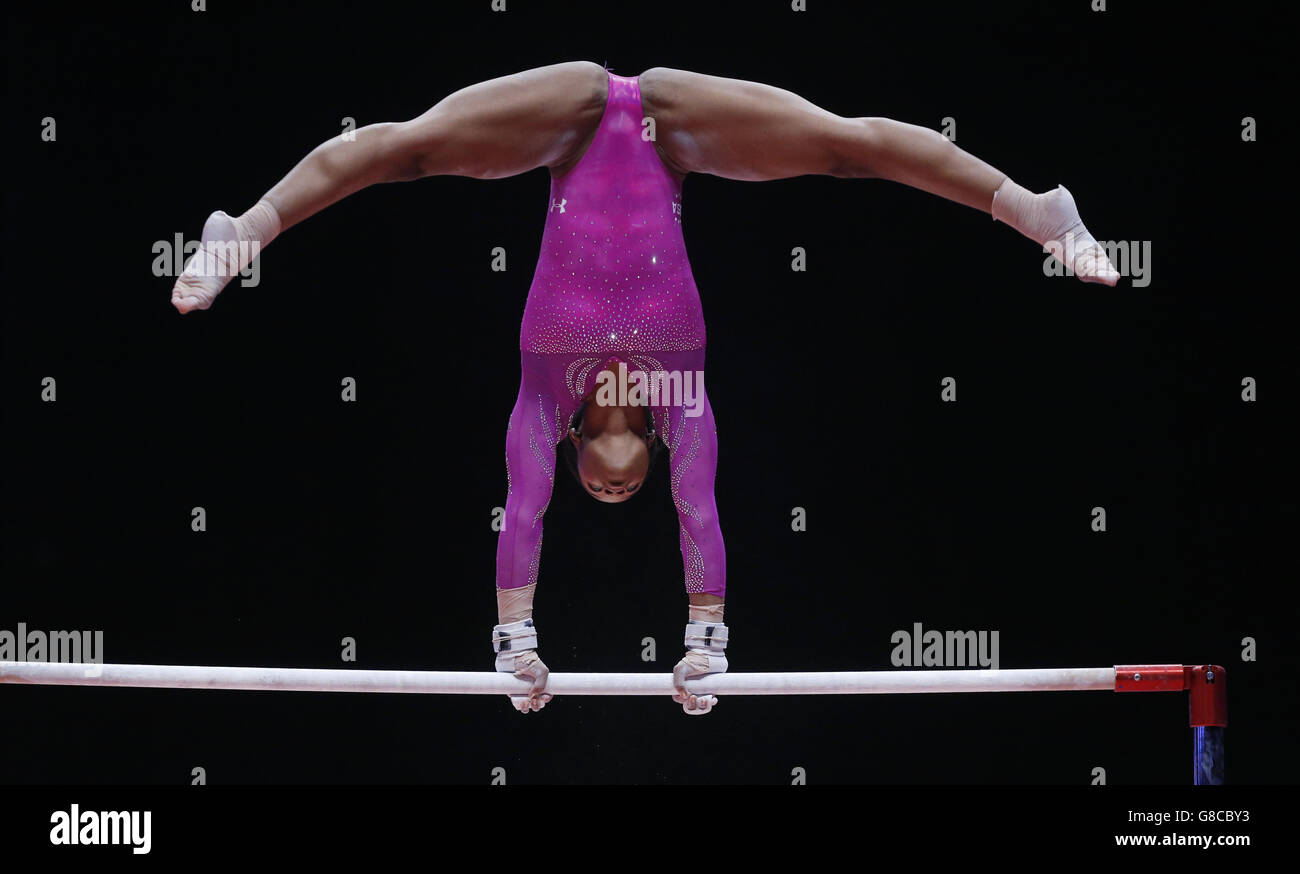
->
[684, 619, 728, 654]
[493, 618, 539, 673]
[682, 619, 729, 675]
[492, 618, 538, 655]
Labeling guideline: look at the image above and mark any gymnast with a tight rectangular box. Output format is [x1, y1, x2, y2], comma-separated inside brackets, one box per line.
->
[170, 61, 1118, 715]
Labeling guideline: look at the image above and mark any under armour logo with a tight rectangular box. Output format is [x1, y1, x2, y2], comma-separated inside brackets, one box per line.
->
[550, 197, 567, 214]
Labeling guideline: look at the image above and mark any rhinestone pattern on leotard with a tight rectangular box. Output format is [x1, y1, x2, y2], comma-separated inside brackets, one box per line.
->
[520, 75, 706, 355]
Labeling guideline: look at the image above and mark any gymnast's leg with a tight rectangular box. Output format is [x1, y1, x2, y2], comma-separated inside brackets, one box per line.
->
[170, 61, 608, 312]
[639, 67, 1119, 284]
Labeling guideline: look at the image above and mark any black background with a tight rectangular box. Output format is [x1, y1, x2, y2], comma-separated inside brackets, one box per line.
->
[2, 0, 1291, 787]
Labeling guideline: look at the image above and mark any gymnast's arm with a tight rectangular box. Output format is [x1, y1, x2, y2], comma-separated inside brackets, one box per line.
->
[171, 60, 611, 312]
[637, 67, 1118, 283]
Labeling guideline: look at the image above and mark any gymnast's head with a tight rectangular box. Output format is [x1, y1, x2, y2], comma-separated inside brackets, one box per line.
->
[563, 401, 660, 503]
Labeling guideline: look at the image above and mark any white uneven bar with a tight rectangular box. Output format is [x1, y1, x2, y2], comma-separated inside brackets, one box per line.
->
[0, 662, 1116, 696]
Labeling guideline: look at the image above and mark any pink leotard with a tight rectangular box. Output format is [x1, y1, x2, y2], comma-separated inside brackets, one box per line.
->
[496, 71, 725, 597]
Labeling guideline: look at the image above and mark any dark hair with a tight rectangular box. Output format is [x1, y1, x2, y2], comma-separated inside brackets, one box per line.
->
[560, 401, 665, 494]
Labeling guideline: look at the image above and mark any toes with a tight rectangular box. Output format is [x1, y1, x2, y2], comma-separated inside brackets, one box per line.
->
[1082, 260, 1120, 285]
[1074, 246, 1120, 286]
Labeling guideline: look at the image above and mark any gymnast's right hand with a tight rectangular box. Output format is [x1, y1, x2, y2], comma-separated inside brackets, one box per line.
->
[492, 618, 551, 713]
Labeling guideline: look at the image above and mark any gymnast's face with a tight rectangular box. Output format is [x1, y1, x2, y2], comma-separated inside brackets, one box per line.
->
[570, 428, 651, 503]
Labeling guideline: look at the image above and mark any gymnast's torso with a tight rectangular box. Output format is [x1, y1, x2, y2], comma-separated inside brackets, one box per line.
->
[521, 72, 705, 355]
[497, 71, 725, 597]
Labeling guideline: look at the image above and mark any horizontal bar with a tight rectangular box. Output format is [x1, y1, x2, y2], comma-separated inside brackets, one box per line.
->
[1115, 664, 1189, 692]
[1, 662, 1117, 696]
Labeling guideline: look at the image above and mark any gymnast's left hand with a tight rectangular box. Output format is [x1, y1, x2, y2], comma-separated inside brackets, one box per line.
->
[672, 650, 726, 716]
